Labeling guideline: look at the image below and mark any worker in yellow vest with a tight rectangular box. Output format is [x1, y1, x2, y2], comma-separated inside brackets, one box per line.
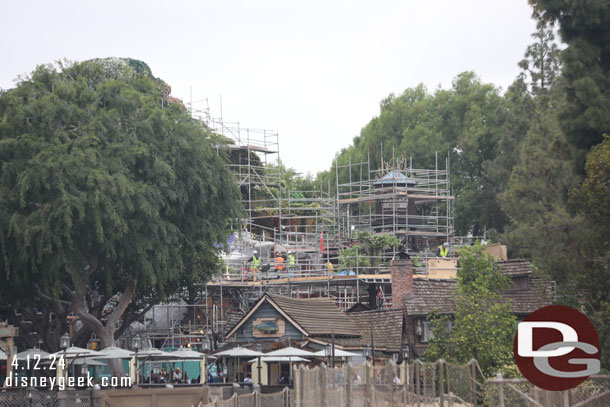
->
[248, 250, 261, 281]
[287, 251, 296, 277]
[436, 242, 449, 257]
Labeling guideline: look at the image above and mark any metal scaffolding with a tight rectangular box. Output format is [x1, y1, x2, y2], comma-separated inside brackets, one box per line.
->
[335, 151, 454, 254]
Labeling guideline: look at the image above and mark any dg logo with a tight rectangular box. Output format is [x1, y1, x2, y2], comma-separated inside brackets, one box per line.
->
[514, 305, 600, 391]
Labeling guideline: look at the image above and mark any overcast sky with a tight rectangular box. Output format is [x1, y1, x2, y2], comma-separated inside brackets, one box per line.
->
[1, 0, 538, 175]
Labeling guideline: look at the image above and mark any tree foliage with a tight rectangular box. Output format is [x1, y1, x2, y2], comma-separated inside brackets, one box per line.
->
[0, 59, 242, 353]
[338, 230, 400, 272]
[424, 243, 516, 376]
[569, 136, 610, 369]
[530, 0, 610, 150]
[499, 85, 583, 288]
[518, 19, 561, 96]
[319, 72, 531, 237]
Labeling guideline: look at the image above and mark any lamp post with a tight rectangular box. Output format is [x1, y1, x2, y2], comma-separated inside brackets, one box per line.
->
[131, 335, 142, 386]
[403, 345, 410, 363]
[82, 360, 88, 381]
[369, 327, 375, 367]
[363, 344, 371, 361]
[201, 336, 210, 353]
[324, 344, 335, 368]
[59, 333, 70, 380]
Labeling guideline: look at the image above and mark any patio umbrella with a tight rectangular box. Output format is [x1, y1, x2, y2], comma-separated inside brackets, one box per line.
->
[131, 347, 175, 384]
[312, 349, 360, 358]
[72, 358, 107, 366]
[165, 348, 208, 383]
[214, 347, 265, 384]
[167, 348, 207, 360]
[17, 348, 51, 359]
[265, 347, 316, 358]
[131, 347, 174, 359]
[265, 347, 317, 381]
[97, 346, 133, 359]
[50, 347, 107, 360]
[247, 356, 310, 363]
[214, 347, 264, 358]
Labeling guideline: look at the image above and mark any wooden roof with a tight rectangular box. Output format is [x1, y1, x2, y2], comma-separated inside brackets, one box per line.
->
[267, 294, 361, 337]
[497, 259, 533, 276]
[348, 309, 405, 352]
[404, 268, 554, 317]
[405, 279, 458, 316]
[501, 276, 554, 315]
[225, 293, 360, 339]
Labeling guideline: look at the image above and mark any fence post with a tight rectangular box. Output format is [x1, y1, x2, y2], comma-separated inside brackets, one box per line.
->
[294, 366, 300, 407]
[345, 363, 352, 407]
[414, 362, 420, 407]
[468, 361, 474, 406]
[299, 367, 305, 407]
[439, 359, 444, 407]
[364, 362, 371, 407]
[496, 372, 505, 407]
[283, 387, 290, 407]
[319, 365, 327, 407]
[57, 389, 67, 407]
[390, 361, 396, 407]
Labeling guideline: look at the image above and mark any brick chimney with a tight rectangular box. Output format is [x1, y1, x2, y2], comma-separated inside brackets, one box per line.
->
[391, 259, 413, 309]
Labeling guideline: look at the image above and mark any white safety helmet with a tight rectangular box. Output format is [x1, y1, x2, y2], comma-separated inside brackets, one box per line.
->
[253, 250, 258, 255]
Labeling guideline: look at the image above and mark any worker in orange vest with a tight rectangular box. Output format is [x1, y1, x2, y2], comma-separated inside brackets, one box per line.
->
[275, 251, 285, 272]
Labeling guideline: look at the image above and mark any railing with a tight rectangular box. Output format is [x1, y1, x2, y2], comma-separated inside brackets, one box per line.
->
[486, 374, 610, 407]
[293, 359, 487, 407]
[214, 255, 458, 284]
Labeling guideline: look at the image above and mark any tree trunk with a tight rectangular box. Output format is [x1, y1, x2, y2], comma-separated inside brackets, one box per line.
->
[70, 270, 138, 379]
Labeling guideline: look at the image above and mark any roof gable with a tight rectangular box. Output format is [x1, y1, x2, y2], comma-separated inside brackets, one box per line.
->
[225, 294, 309, 339]
[226, 293, 360, 339]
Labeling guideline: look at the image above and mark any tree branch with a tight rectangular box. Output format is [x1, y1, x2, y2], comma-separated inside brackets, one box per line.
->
[114, 302, 154, 340]
[36, 285, 71, 306]
[105, 277, 137, 334]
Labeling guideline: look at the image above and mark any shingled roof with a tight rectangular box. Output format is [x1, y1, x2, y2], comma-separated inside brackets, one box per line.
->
[405, 279, 457, 316]
[226, 293, 361, 340]
[266, 294, 361, 337]
[497, 259, 532, 276]
[501, 275, 554, 315]
[348, 309, 404, 351]
[404, 264, 553, 317]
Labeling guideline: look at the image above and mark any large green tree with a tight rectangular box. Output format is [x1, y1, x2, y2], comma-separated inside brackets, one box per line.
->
[499, 85, 584, 288]
[424, 243, 516, 377]
[569, 136, 610, 369]
[0, 59, 242, 357]
[321, 72, 521, 237]
[530, 0, 610, 150]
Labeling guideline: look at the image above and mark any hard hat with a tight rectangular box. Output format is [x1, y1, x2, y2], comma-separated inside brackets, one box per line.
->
[288, 250, 293, 254]
[253, 250, 258, 254]
[443, 242, 449, 247]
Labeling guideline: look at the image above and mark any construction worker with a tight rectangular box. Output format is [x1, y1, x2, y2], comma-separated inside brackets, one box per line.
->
[287, 251, 296, 277]
[436, 242, 449, 258]
[325, 260, 334, 274]
[275, 251, 285, 272]
[248, 250, 261, 281]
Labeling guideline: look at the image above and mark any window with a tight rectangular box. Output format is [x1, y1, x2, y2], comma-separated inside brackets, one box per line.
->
[422, 321, 433, 343]
[422, 320, 452, 343]
[511, 276, 529, 290]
